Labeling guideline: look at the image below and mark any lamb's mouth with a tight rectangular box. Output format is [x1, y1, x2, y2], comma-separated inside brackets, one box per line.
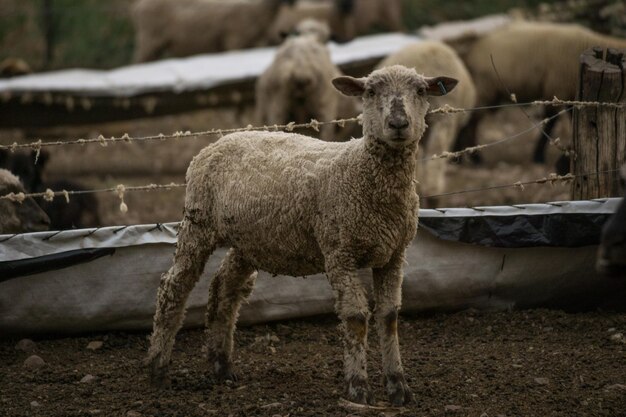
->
[390, 133, 408, 142]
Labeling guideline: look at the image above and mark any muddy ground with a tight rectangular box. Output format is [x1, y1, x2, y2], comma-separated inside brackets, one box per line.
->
[2, 309, 626, 417]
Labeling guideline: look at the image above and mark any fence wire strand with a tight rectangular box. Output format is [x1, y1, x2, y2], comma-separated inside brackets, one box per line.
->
[1, 169, 620, 210]
[0, 98, 622, 154]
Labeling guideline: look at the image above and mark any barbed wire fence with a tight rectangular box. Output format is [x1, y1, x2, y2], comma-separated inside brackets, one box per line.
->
[0, 98, 623, 217]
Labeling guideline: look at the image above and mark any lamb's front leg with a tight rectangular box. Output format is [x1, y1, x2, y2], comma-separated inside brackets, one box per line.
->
[373, 253, 414, 406]
[326, 257, 372, 404]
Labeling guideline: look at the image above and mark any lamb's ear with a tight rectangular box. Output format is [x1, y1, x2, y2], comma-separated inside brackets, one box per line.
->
[425, 76, 458, 96]
[332, 76, 366, 96]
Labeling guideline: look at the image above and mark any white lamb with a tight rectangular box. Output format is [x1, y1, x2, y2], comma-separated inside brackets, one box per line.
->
[378, 41, 477, 205]
[256, 19, 358, 141]
[146, 65, 458, 405]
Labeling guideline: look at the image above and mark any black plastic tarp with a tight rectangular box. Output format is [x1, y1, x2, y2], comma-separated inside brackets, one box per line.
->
[419, 213, 611, 248]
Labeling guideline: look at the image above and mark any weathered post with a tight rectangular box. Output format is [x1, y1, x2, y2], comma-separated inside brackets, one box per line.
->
[572, 47, 626, 199]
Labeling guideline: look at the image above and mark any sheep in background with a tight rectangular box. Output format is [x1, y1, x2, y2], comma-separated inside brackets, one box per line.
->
[268, 0, 405, 44]
[0, 58, 32, 78]
[597, 165, 626, 277]
[267, 0, 342, 44]
[377, 41, 477, 206]
[132, 0, 293, 62]
[0, 149, 101, 230]
[340, 0, 404, 40]
[146, 65, 458, 405]
[256, 19, 359, 141]
[457, 21, 626, 170]
[0, 169, 50, 234]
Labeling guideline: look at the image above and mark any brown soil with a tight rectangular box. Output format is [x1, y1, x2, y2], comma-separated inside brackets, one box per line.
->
[2, 309, 626, 417]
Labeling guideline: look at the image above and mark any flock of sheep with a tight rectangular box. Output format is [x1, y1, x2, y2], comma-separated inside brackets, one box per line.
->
[1, 0, 626, 406]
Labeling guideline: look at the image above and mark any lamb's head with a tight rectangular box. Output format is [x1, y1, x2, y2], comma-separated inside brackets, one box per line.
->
[333, 65, 458, 148]
[294, 18, 331, 43]
[0, 169, 50, 234]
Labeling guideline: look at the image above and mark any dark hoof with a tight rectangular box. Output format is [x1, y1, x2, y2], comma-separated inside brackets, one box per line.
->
[385, 373, 414, 406]
[213, 355, 238, 382]
[347, 377, 372, 405]
[145, 354, 171, 389]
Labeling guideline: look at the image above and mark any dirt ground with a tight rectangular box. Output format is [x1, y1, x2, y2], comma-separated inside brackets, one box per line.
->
[1, 309, 625, 417]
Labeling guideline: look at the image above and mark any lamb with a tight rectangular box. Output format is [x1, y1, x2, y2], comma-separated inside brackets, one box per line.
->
[146, 65, 458, 405]
[597, 165, 626, 277]
[255, 19, 359, 142]
[132, 0, 293, 62]
[457, 21, 626, 168]
[377, 41, 477, 205]
[0, 169, 50, 234]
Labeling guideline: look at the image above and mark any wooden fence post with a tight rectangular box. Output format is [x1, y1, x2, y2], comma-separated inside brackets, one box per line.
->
[572, 47, 626, 200]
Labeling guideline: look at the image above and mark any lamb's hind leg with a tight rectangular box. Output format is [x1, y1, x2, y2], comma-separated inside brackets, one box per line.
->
[205, 249, 256, 382]
[326, 256, 372, 404]
[373, 252, 413, 406]
[146, 217, 216, 387]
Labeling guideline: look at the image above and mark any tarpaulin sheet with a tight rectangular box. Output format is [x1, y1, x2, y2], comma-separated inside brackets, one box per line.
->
[419, 199, 619, 248]
[0, 33, 420, 97]
[0, 199, 623, 335]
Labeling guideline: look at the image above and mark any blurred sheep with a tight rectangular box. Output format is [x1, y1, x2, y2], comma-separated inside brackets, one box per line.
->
[377, 41, 477, 206]
[268, 0, 405, 44]
[132, 0, 294, 62]
[0, 149, 101, 230]
[0, 169, 50, 234]
[0, 58, 32, 78]
[597, 165, 626, 277]
[256, 19, 359, 141]
[457, 21, 626, 170]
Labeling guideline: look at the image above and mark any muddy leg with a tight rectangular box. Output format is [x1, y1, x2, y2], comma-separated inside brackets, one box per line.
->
[373, 253, 413, 406]
[146, 218, 215, 387]
[532, 105, 561, 164]
[326, 256, 372, 404]
[205, 249, 257, 382]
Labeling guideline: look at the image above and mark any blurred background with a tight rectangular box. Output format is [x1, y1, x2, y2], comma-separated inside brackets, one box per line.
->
[1, 0, 624, 71]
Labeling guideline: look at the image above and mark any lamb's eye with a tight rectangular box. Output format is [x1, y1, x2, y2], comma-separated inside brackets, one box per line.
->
[366, 89, 376, 98]
[417, 87, 426, 96]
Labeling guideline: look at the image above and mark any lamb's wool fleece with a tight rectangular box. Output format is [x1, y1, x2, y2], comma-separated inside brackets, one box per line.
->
[0, 169, 49, 234]
[464, 21, 626, 105]
[132, 0, 289, 62]
[146, 65, 457, 405]
[378, 41, 477, 203]
[256, 21, 358, 141]
[183, 130, 417, 273]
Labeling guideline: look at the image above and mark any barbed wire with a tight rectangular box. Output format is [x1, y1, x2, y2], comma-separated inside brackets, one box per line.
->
[1, 169, 620, 211]
[424, 169, 620, 199]
[423, 107, 572, 161]
[0, 98, 622, 155]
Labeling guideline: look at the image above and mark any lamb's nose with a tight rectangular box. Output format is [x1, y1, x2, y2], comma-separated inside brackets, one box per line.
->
[388, 118, 409, 130]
